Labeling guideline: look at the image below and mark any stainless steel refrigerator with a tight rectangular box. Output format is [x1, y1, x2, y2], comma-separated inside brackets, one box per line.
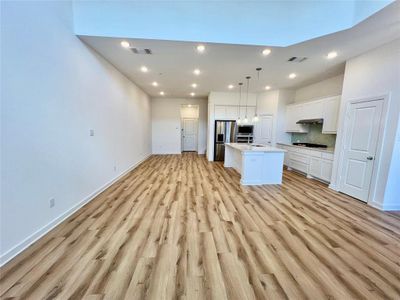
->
[214, 120, 237, 161]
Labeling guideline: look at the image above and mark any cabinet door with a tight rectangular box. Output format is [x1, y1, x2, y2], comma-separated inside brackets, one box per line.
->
[255, 115, 273, 144]
[320, 160, 333, 182]
[225, 106, 239, 120]
[239, 106, 255, 122]
[322, 97, 340, 133]
[309, 157, 322, 178]
[214, 106, 226, 119]
[285, 105, 309, 133]
[303, 100, 323, 120]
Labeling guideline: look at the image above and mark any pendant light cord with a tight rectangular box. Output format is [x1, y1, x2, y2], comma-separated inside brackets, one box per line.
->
[245, 76, 250, 118]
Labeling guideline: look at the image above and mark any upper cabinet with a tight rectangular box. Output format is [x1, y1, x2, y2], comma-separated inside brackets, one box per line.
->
[322, 96, 340, 134]
[285, 96, 341, 134]
[285, 105, 309, 133]
[214, 105, 256, 123]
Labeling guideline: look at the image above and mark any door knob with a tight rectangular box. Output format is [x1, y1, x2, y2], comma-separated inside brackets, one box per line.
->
[367, 156, 374, 160]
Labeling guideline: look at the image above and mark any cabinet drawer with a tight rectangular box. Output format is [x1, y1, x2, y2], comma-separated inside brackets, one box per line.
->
[321, 152, 334, 160]
[289, 152, 309, 164]
[290, 160, 308, 174]
[308, 150, 322, 158]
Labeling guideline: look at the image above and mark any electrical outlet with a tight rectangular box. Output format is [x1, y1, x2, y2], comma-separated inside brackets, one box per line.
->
[49, 198, 55, 208]
[89, 129, 95, 136]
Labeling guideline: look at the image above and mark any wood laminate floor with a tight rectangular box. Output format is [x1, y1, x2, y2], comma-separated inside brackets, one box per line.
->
[1, 154, 400, 300]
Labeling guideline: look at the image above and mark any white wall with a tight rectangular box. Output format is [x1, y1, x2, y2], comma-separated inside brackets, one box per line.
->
[331, 39, 400, 210]
[294, 74, 344, 102]
[1, 1, 152, 264]
[151, 98, 207, 154]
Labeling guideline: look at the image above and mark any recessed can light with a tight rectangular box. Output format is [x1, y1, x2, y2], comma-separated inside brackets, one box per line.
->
[228, 84, 234, 89]
[265, 85, 271, 90]
[262, 48, 271, 56]
[327, 51, 338, 59]
[193, 69, 201, 75]
[160, 91, 165, 96]
[152, 81, 158, 86]
[190, 92, 195, 97]
[140, 66, 148, 72]
[191, 83, 197, 88]
[197, 45, 205, 53]
[289, 73, 297, 79]
[121, 41, 130, 48]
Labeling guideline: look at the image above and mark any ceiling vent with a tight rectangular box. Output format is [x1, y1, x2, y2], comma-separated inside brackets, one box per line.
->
[130, 48, 152, 55]
[288, 56, 307, 62]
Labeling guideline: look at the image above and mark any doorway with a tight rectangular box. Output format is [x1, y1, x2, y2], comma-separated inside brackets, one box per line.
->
[180, 105, 199, 152]
[339, 98, 384, 202]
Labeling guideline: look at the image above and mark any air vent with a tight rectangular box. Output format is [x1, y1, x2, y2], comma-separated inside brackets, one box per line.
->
[288, 56, 307, 62]
[130, 48, 152, 55]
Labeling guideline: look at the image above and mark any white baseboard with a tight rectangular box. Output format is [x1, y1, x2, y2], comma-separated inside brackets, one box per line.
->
[0, 153, 151, 266]
[328, 183, 338, 191]
[369, 200, 400, 211]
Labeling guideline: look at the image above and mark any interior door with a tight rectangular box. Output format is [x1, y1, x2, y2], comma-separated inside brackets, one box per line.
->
[255, 115, 273, 144]
[340, 99, 383, 202]
[182, 118, 198, 152]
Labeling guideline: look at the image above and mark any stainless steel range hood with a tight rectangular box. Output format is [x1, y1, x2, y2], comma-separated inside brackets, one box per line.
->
[296, 118, 323, 125]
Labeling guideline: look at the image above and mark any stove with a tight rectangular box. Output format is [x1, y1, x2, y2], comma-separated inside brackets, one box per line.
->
[292, 142, 327, 148]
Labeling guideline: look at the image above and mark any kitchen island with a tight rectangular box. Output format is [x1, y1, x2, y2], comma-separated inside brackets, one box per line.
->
[224, 143, 286, 185]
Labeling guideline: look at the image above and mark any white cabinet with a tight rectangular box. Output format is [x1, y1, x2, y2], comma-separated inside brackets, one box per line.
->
[280, 144, 334, 183]
[215, 105, 256, 121]
[303, 100, 323, 120]
[239, 106, 256, 122]
[322, 96, 340, 133]
[214, 106, 227, 119]
[285, 105, 309, 132]
[254, 115, 273, 145]
[285, 96, 340, 134]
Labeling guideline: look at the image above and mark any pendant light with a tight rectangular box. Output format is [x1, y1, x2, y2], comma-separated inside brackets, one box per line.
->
[237, 82, 243, 124]
[243, 76, 251, 123]
[253, 67, 262, 123]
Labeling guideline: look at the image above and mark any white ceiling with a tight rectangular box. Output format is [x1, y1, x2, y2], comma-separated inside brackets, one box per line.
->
[79, 1, 400, 98]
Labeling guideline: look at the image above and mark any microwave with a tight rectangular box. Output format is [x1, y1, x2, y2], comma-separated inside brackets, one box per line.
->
[237, 125, 254, 135]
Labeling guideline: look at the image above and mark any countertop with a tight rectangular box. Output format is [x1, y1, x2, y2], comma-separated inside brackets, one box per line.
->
[276, 142, 335, 153]
[225, 143, 286, 153]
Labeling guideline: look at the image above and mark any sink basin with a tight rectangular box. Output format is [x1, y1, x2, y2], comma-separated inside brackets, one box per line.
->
[251, 144, 265, 147]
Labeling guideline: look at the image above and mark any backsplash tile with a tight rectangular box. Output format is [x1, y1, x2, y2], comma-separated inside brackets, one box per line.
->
[291, 124, 336, 147]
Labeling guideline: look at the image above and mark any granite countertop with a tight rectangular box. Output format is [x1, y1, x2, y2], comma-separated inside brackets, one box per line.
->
[276, 142, 335, 153]
[226, 143, 286, 153]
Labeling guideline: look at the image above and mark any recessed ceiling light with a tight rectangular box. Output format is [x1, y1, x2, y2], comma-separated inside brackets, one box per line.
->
[188, 104, 192, 108]
[196, 44, 205, 53]
[160, 91, 165, 96]
[191, 83, 197, 88]
[228, 84, 234, 89]
[327, 51, 338, 59]
[193, 69, 201, 75]
[190, 92, 195, 97]
[265, 85, 271, 90]
[121, 41, 130, 48]
[289, 73, 297, 79]
[262, 48, 271, 56]
[140, 66, 148, 73]
[152, 81, 158, 87]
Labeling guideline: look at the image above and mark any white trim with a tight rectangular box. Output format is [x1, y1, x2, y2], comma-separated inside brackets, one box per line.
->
[0, 153, 151, 267]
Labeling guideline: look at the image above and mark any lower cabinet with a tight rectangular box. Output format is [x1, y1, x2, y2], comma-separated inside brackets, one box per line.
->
[309, 157, 333, 182]
[278, 144, 334, 183]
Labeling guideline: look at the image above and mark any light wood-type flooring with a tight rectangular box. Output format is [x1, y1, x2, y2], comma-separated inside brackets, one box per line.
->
[1, 153, 400, 299]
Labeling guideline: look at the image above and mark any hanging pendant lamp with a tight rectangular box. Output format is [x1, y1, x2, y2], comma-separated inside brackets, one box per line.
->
[243, 76, 251, 123]
[237, 82, 243, 125]
[253, 67, 262, 123]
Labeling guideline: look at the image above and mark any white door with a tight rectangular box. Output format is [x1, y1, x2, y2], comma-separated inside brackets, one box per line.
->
[182, 118, 198, 151]
[340, 99, 383, 202]
[255, 115, 273, 144]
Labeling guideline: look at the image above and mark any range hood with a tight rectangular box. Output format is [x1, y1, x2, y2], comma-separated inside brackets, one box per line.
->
[296, 118, 323, 125]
